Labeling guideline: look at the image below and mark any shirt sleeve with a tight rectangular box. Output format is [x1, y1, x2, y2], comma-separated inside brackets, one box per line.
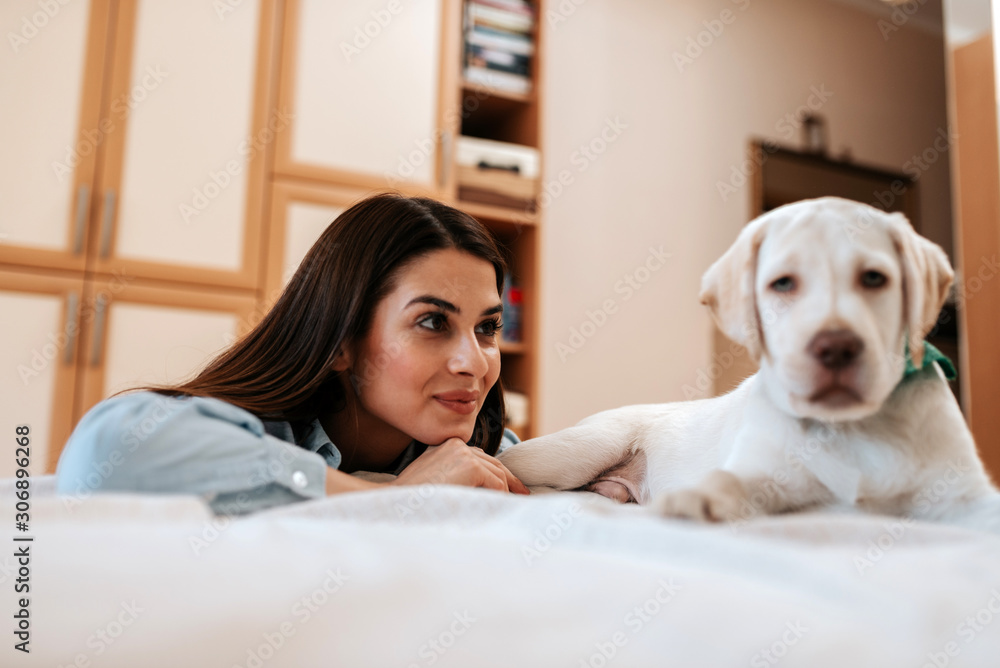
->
[497, 428, 521, 455]
[55, 391, 329, 515]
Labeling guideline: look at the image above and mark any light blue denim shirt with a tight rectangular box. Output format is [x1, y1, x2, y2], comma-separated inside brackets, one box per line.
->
[55, 391, 520, 516]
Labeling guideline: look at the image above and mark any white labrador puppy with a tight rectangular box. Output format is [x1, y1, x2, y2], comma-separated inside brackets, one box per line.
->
[499, 197, 1000, 529]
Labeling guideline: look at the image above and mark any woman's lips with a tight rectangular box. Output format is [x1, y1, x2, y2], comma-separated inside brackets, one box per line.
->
[434, 390, 479, 415]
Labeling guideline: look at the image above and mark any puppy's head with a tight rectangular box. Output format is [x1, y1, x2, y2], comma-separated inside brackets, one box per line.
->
[700, 197, 952, 421]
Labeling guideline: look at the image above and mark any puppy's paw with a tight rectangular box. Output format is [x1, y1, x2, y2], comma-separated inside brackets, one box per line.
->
[652, 470, 747, 523]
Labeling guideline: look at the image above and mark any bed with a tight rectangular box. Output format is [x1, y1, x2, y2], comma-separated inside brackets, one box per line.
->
[6, 475, 1000, 667]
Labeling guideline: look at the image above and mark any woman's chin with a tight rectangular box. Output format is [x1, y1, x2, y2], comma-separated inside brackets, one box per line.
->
[418, 424, 475, 446]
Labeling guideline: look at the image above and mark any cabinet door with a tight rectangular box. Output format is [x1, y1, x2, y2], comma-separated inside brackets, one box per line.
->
[0, 271, 84, 475]
[91, 0, 278, 288]
[263, 182, 362, 299]
[952, 35, 1000, 477]
[77, 280, 257, 425]
[275, 0, 455, 194]
[0, 0, 112, 273]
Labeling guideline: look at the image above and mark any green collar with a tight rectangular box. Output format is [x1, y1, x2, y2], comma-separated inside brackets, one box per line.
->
[903, 341, 956, 381]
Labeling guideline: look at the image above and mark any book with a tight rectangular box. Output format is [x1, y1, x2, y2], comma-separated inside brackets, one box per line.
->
[466, 44, 531, 77]
[501, 278, 523, 343]
[474, 0, 535, 18]
[466, 25, 535, 57]
[467, 3, 534, 34]
[463, 65, 531, 95]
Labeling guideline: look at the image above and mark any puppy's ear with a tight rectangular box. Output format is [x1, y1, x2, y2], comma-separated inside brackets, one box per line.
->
[699, 215, 770, 360]
[887, 213, 954, 368]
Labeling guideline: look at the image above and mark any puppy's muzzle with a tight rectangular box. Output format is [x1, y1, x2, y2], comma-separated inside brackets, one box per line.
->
[807, 329, 864, 370]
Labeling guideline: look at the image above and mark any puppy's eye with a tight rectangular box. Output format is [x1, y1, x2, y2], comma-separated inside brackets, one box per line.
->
[770, 276, 796, 293]
[861, 270, 887, 288]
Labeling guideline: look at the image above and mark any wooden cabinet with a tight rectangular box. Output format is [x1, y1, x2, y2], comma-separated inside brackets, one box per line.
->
[2, 0, 276, 287]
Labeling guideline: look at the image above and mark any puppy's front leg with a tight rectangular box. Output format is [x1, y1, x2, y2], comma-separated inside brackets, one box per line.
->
[652, 470, 749, 522]
[498, 419, 639, 492]
[653, 467, 834, 524]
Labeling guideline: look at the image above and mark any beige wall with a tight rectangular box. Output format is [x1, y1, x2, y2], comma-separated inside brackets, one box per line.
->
[537, 0, 952, 433]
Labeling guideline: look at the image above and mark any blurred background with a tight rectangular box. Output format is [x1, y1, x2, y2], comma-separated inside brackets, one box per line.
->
[2, 0, 998, 478]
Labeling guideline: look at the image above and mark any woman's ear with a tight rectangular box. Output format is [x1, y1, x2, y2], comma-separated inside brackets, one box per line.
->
[331, 345, 353, 372]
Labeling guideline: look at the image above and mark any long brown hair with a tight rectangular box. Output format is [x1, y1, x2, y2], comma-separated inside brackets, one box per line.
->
[152, 192, 509, 454]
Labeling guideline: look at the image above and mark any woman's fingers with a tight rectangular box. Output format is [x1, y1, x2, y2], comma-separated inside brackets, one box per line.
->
[467, 447, 530, 495]
[397, 439, 529, 495]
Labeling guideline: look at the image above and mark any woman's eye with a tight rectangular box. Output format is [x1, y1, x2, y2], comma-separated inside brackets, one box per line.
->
[418, 313, 447, 331]
[476, 319, 503, 337]
[770, 276, 796, 293]
[861, 270, 887, 289]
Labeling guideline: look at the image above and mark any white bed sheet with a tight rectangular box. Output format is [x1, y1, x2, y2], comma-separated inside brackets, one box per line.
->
[4, 476, 1000, 667]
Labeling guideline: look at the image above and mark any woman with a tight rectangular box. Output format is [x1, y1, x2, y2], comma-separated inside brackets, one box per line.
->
[56, 193, 530, 515]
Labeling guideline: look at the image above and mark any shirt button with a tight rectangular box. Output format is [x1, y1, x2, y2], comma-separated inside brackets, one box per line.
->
[291, 471, 308, 489]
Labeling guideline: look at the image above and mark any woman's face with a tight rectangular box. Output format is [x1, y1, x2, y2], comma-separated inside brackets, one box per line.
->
[343, 248, 503, 451]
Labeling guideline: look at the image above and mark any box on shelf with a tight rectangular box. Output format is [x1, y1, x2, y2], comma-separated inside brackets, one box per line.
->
[456, 136, 539, 211]
[504, 390, 529, 432]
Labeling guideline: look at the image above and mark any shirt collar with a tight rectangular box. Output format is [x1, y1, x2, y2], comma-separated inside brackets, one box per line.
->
[302, 418, 342, 469]
[264, 416, 427, 474]
[262, 418, 343, 470]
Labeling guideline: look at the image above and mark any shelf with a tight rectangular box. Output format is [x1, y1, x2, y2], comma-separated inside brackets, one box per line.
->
[460, 82, 539, 147]
[499, 340, 528, 354]
[456, 199, 538, 229]
[462, 81, 534, 105]
[461, 0, 541, 441]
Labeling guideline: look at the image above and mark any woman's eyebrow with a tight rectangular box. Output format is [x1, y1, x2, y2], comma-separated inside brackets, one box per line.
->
[406, 295, 503, 316]
[407, 295, 457, 312]
[481, 304, 503, 317]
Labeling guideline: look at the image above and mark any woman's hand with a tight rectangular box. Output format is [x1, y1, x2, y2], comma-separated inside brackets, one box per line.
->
[390, 438, 530, 495]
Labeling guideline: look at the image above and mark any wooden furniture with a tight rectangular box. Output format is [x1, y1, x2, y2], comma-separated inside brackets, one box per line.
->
[1, 0, 543, 476]
[749, 142, 920, 228]
[950, 34, 1000, 479]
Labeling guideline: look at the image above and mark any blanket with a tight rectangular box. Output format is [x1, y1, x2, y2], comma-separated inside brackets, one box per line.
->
[4, 476, 1000, 667]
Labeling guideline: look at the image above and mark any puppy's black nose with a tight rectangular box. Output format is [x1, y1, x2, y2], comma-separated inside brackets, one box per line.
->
[808, 330, 864, 369]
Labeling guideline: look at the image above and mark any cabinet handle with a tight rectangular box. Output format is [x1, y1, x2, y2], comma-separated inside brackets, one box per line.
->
[439, 129, 453, 188]
[63, 292, 79, 366]
[72, 185, 89, 255]
[99, 189, 117, 258]
[89, 295, 108, 367]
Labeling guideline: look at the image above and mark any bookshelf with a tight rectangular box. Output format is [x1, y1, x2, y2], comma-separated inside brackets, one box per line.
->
[453, 0, 543, 439]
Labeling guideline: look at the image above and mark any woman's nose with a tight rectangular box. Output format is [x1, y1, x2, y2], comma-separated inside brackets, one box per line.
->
[447, 331, 490, 377]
